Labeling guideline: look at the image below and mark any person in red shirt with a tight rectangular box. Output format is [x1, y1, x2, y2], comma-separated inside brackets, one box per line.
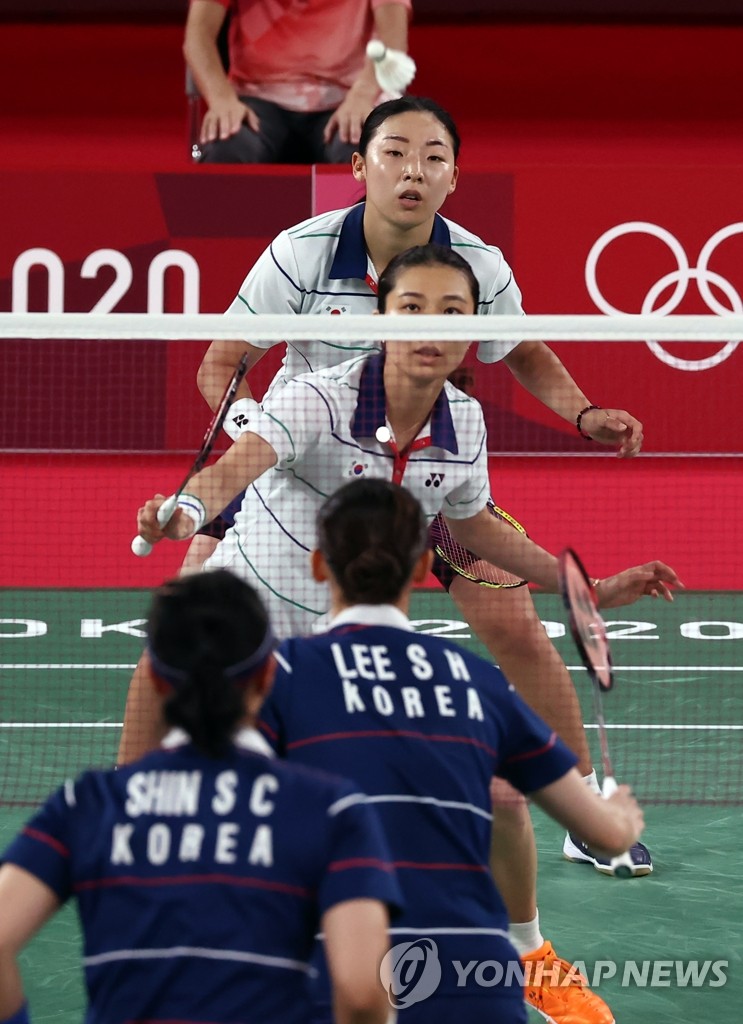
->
[184, 0, 412, 163]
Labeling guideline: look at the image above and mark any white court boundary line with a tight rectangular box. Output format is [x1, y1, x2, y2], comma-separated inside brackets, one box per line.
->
[0, 664, 137, 670]
[2, 665, 739, 730]
[0, 722, 740, 730]
[2, 663, 741, 672]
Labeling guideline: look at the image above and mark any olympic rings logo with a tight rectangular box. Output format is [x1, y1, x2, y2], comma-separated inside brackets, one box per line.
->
[585, 221, 743, 371]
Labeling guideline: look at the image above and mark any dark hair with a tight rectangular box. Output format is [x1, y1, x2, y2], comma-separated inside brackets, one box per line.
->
[358, 96, 461, 160]
[146, 571, 273, 758]
[377, 243, 480, 313]
[317, 480, 429, 604]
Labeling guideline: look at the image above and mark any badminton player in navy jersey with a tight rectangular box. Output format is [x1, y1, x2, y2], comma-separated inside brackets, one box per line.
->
[180, 98, 656, 930]
[0, 571, 398, 1024]
[131, 242, 679, 1024]
[258, 479, 645, 1024]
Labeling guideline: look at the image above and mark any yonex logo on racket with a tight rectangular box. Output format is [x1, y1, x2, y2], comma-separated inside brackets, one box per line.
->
[585, 221, 743, 371]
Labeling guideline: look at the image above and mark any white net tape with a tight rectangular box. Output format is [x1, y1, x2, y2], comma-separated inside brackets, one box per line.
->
[1, 312, 743, 341]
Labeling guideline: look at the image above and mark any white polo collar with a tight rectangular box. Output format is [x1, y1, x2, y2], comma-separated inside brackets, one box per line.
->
[327, 604, 413, 632]
[161, 726, 274, 758]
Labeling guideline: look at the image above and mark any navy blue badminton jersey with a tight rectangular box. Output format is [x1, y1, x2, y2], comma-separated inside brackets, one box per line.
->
[2, 729, 402, 1024]
[259, 607, 578, 1021]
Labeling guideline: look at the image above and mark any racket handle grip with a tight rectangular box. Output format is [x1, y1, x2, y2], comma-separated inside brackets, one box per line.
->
[157, 494, 178, 527]
[131, 495, 179, 558]
[601, 775, 636, 878]
[601, 775, 619, 798]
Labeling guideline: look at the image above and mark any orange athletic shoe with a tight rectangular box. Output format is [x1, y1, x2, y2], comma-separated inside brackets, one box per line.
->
[522, 941, 615, 1024]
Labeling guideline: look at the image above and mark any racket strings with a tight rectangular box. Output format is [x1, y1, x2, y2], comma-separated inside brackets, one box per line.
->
[432, 502, 528, 589]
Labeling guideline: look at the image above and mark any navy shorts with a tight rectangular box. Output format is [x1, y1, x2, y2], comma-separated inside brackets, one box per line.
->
[198, 492, 244, 540]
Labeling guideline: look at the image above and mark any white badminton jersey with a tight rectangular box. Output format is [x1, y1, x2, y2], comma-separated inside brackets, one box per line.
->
[204, 352, 490, 638]
[225, 203, 524, 391]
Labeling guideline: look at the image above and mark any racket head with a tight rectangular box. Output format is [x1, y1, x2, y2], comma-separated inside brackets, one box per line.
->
[559, 547, 614, 692]
[433, 503, 528, 589]
[181, 353, 250, 485]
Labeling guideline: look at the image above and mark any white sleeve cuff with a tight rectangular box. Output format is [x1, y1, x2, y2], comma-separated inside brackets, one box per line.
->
[224, 397, 260, 441]
[176, 493, 207, 532]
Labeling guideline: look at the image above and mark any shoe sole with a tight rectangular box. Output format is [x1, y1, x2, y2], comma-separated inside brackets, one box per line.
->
[563, 850, 653, 877]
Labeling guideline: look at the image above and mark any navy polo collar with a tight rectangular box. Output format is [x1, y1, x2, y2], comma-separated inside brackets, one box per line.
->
[329, 203, 454, 282]
[350, 352, 459, 454]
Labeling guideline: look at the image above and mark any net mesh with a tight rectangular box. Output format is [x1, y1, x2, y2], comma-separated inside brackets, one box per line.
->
[1, 314, 741, 807]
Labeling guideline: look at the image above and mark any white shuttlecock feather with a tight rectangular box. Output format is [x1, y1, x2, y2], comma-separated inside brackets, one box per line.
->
[366, 40, 416, 96]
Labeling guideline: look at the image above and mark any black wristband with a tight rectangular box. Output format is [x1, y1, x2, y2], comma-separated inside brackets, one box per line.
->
[576, 404, 601, 441]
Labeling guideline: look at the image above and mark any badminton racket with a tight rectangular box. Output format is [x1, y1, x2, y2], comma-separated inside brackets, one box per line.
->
[432, 502, 528, 589]
[558, 546, 635, 878]
[131, 353, 249, 557]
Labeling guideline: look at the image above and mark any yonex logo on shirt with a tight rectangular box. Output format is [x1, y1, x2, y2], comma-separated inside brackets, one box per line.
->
[425, 472, 445, 487]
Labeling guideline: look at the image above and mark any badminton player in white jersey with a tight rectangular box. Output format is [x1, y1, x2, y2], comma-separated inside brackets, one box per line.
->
[135, 245, 676, 629]
[192, 95, 652, 889]
[258, 477, 646, 1024]
[133, 243, 679, 1024]
[0, 571, 398, 1024]
[126, 98, 643, 881]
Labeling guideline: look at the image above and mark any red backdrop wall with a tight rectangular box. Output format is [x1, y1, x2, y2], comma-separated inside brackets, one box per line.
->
[1, 19, 742, 589]
[2, 160, 742, 455]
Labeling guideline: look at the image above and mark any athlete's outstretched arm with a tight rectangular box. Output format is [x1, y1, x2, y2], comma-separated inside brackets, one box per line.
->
[502, 340, 643, 458]
[445, 506, 560, 590]
[323, 898, 391, 1024]
[445, 507, 682, 606]
[530, 768, 644, 858]
[136, 432, 277, 548]
[0, 865, 60, 1018]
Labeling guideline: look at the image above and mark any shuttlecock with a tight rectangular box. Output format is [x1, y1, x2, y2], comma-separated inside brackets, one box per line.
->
[366, 40, 416, 96]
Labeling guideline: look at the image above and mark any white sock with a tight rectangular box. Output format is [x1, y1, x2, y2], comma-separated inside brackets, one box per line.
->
[583, 768, 601, 795]
[509, 911, 544, 957]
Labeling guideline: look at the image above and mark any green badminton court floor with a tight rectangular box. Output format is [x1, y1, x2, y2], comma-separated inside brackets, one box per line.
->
[1, 588, 741, 1021]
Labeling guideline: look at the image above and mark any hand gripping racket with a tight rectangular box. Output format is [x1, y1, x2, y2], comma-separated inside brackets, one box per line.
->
[131, 354, 249, 557]
[558, 547, 635, 879]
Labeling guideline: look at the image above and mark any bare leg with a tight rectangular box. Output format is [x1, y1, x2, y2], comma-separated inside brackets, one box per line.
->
[117, 534, 220, 764]
[490, 777, 537, 924]
[449, 573, 592, 773]
[117, 653, 166, 764]
[450, 573, 594, 937]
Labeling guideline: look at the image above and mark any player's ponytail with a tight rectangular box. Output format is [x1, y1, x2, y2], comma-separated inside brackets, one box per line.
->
[317, 479, 429, 605]
[146, 571, 275, 757]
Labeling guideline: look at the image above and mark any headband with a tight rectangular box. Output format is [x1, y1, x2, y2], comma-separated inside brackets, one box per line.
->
[147, 627, 277, 689]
